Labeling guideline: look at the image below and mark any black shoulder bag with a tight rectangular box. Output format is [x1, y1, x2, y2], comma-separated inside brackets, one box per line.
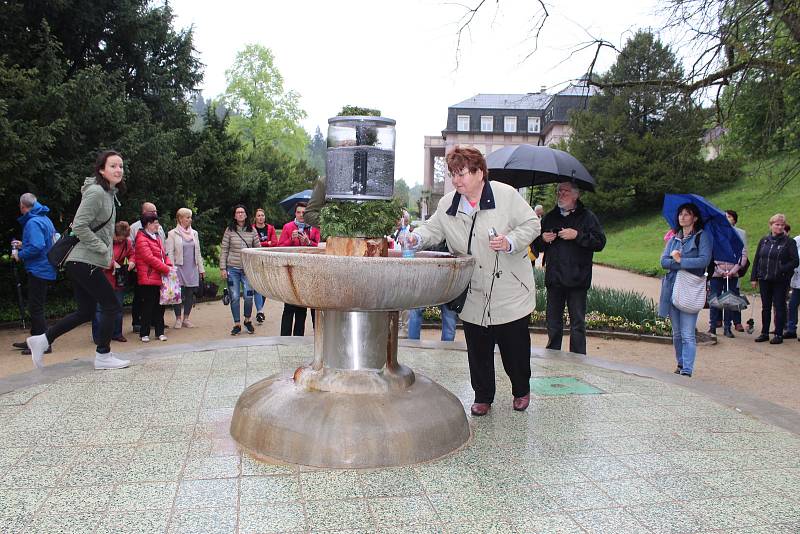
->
[446, 213, 478, 313]
[48, 207, 114, 269]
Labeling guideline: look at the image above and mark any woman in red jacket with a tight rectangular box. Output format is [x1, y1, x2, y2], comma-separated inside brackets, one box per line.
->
[252, 208, 277, 324]
[277, 203, 320, 336]
[135, 213, 172, 342]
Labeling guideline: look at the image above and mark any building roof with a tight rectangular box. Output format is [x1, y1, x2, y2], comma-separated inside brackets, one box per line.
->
[556, 82, 599, 97]
[450, 93, 552, 110]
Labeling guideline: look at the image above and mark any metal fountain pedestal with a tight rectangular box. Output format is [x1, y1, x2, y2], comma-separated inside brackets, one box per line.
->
[230, 246, 474, 468]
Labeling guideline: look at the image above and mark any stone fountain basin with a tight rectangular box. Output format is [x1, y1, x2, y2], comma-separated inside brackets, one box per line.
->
[242, 247, 474, 312]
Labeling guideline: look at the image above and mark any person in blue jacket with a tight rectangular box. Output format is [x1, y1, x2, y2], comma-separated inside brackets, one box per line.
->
[11, 193, 57, 354]
[658, 202, 712, 378]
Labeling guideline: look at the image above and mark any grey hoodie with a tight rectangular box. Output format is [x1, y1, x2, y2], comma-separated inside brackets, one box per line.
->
[66, 177, 117, 268]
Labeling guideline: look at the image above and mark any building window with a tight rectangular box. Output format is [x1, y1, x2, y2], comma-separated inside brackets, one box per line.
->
[527, 116, 541, 133]
[457, 115, 470, 131]
[480, 115, 493, 132]
[504, 116, 517, 133]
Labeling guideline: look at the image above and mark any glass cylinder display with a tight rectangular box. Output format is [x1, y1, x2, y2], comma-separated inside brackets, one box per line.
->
[326, 116, 396, 200]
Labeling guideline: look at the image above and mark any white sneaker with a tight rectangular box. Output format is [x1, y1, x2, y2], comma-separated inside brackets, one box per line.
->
[94, 352, 130, 370]
[26, 334, 49, 369]
[158, 335, 168, 341]
[173, 319, 182, 329]
[141, 336, 150, 343]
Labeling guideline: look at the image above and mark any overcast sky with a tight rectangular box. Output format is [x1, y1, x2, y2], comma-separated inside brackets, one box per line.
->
[170, 0, 662, 186]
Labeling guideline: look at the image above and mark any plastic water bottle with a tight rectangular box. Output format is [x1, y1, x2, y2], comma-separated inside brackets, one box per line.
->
[400, 229, 415, 258]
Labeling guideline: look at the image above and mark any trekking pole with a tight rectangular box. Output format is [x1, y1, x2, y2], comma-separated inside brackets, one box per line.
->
[10, 259, 27, 330]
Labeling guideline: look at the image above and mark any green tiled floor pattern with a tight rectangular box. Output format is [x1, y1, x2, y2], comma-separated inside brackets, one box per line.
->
[1, 344, 799, 533]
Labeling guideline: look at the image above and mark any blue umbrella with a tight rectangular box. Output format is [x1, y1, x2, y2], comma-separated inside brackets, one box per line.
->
[661, 193, 743, 264]
[279, 189, 313, 215]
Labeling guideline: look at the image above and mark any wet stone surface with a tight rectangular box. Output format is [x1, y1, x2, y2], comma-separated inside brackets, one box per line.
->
[0, 342, 798, 533]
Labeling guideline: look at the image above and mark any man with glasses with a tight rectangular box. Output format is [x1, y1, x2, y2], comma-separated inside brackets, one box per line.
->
[129, 202, 166, 333]
[532, 181, 606, 355]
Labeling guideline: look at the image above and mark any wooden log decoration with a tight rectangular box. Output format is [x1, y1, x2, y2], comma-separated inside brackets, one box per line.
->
[325, 236, 388, 258]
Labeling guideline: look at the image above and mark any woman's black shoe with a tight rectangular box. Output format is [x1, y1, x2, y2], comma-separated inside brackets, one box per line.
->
[256, 312, 265, 324]
[231, 325, 242, 336]
[674, 366, 682, 374]
[754, 334, 770, 342]
[12, 342, 27, 350]
[680, 371, 692, 377]
[723, 328, 735, 338]
[770, 336, 783, 344]
[244, 321, 255, 334]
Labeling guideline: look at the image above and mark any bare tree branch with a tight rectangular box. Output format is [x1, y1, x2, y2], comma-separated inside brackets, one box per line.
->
[520, 0, 550, 61]
[589, 57, 794, 94]
[451, 0, 490, 70]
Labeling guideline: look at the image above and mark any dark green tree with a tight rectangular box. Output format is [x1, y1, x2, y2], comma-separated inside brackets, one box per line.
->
[567, 31, 740, 216]
[1, 1, 202, 128]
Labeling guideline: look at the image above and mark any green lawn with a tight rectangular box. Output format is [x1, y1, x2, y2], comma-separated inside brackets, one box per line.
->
[596, 156, 800, 277]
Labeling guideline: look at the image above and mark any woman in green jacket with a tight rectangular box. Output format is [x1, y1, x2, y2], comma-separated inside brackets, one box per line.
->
[27, 151, 130, 371]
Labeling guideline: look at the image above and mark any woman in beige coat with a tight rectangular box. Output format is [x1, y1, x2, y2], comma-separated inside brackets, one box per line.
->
[220, 204, 260, 335]
[409, 146, 540, 416]
[165, 208, 205, 329]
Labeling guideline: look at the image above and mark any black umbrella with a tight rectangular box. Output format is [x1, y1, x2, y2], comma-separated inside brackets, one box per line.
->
[486, 144, 596, 191]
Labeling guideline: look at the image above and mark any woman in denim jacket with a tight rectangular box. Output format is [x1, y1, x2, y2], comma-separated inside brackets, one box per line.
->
[658, 203, 712, 377]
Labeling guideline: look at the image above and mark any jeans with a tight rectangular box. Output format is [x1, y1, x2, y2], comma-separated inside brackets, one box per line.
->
[47, 261, 121, 354]
[173, 285, 197, 318]
[786, 287, 800, 334]
[139, 285, 165, 338]
[407, 306, 457, 341]
[709, 277, 740, 330]
[759, 279, 789, 336]
[226, 267, 253, 324]
[254, 292, 265, 312]
[669, 304, 699, 374]
[92, 289, 125, 341]
[27, 274, 50, 336]
[463, 316, 531, 403]
[545, 285, 588, 355]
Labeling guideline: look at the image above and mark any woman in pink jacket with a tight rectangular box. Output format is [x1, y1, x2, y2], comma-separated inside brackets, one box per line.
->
[135, 213, 172, 342]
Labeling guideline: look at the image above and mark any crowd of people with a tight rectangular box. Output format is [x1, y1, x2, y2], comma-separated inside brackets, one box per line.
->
[10, 146, 799, 419]
[12, 151, 323, 369]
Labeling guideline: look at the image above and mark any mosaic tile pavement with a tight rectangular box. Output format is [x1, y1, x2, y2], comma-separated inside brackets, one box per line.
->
[1, 342, 799, 533]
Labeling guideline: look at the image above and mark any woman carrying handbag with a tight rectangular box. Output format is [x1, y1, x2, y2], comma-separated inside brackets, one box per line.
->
[27, 150, 129, 370]
[658, 202, 712, 377]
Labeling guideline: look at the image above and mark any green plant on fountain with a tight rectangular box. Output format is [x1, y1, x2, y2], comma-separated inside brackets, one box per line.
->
[319, 198, 404, 239]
